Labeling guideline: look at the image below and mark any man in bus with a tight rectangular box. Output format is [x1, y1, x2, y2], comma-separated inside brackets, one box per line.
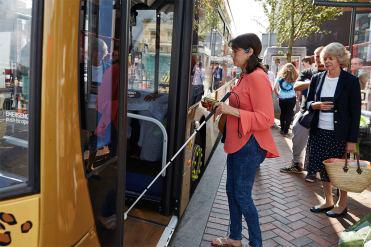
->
[191, 61, 205, 104]
[280, 46, 325, 183]
[212, 62, 223, 90]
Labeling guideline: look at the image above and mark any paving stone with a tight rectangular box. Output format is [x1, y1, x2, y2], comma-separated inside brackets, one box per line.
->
[272, 228, 295, 241]
[211, 207, 230, 215]
[213, 203, 229, 210]
[209, 212, 229, 220]
[271, 207, 289, 217]
[260, 223, 276, 232]
[189, 128, 371, 247]
[272, 220, 293, 233]
[259, 209, 274, 217]
[259, 215, 275, 224]
[287, 213, 306, 222]
[206, 222, 229, 231]
[261, 230, 278, 241]
[272, 236, 296, 247]
[204, 227, 227, 237]
[288, 220, 307, 230]
[292, 236, 313, 247]
[290, 228, 310, 238]
[208, 216, 230, 226]
[307, 233, 331, 246]
[262, 239, 279, 247]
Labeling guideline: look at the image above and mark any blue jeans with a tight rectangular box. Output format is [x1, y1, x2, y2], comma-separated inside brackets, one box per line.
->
[226, 136, 266, 247]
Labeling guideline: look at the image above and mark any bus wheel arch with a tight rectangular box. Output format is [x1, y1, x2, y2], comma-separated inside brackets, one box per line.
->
[190, 116, 206, 194]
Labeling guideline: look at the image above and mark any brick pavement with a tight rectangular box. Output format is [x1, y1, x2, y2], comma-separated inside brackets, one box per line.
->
[200, 128, 371, 247]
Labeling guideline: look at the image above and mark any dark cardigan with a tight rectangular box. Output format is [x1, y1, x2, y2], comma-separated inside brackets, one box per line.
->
[305, 69, 361, 143]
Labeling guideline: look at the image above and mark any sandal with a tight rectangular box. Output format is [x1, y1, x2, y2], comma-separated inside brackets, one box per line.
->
[211, 237, 242, 247]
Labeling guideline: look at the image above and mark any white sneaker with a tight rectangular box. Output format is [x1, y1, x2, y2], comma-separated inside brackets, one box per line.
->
[99, 215, 117, 230]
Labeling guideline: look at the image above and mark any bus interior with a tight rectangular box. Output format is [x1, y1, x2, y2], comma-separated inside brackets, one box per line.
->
[79, 0, 179, 245]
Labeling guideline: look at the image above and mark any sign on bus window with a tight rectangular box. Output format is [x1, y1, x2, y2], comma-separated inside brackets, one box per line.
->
[0, 1, 32, 191]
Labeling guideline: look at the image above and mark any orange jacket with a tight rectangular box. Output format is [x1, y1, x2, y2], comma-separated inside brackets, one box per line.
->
[224, 68, 279, 158]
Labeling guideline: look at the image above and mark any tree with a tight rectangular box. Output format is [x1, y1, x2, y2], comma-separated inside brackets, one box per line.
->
[194, 0, 222, 42]
[258, 0, 341, 62]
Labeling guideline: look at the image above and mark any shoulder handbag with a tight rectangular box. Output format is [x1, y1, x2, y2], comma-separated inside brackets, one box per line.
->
[218, 114, 227, 143]
[298, 110, 314, 129]
[219, 91, 242, 143]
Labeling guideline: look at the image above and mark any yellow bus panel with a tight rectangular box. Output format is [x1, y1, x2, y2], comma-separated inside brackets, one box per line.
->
[0, 195, 39, 246]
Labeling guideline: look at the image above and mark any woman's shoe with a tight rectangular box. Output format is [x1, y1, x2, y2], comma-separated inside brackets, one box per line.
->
[305, 174, 316, 183]
[310, 205, 334, 213]
[326, 208, 348, 218]
[211, 237, 242, 247]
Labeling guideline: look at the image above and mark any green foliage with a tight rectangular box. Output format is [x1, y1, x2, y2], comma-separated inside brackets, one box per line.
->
[257, 0, 342, 60]
[194, 0, 222, 41]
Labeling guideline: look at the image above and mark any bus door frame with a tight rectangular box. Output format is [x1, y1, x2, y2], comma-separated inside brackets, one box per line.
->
[116, 0, 131, 245]
[165, 0, 195, 215]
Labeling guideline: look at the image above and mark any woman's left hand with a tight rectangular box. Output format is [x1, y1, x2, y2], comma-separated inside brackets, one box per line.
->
[346, 142, 357, 153]
[214, 102, 239, 117]
[213, 102, 226, 115]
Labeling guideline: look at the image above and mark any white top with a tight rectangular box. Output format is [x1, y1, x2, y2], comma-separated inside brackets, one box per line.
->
[268, 71, 275, 89]
[318, 76, 339, 130]
[192, 66, 205, 85]
[88, 65, 104, 108]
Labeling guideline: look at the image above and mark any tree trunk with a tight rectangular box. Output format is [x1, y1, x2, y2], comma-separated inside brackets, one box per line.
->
[287, 0, 295, 63]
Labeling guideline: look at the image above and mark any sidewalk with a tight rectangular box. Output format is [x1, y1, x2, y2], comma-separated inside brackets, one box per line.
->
[171, 128, 371, 247]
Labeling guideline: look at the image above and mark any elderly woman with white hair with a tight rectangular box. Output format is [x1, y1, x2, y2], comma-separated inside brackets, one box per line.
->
[305, 42, 361, 218]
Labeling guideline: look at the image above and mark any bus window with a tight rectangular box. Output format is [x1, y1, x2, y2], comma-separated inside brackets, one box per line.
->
[79, 0, 123, 245]
[79, 0, 120, 168]
[126, 4, 174, 167]
[189, 1, 232, 106]
[128, 6, 174, 94]
[0, 1, 33, 194]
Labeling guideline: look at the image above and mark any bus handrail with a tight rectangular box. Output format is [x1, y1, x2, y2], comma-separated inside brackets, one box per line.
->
[127, 112, 168, 177]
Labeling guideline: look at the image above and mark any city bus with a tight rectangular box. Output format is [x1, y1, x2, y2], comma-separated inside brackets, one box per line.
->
[0, 0, 235, 246]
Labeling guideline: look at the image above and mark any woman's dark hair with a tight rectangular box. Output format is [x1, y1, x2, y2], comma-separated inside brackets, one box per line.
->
[229, 33, 266, 74]
[301, 56, 313, 65]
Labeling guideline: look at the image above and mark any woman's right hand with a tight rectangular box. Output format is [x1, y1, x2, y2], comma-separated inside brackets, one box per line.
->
[311, 101, 334, 111]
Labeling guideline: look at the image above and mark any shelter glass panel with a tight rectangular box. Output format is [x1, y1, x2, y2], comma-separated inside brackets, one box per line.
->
[351, 10, 371, 110]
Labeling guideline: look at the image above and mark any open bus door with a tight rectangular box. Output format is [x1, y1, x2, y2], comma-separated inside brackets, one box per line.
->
[80, 0, 188, 245]
[78, 0, 131, 245]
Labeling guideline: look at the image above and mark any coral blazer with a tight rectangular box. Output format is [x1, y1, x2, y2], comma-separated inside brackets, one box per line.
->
[224, 68, 279, 158]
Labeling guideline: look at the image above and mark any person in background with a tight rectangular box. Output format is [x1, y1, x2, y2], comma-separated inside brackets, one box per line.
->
[351, 57, 369, 90]
[191, 61, 205, 104]
[212, 62, 223, 90]
[280, 46, 325, 182]
[208, 33, 279, 247]
[307, 42, 361, 218]
[265, 64, 275, 89]
[301, 56, 313, 70]
[274, 63, 298, 136]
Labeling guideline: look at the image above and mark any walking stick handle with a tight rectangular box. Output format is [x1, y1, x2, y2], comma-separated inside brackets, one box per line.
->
[205, 92, 231, 122]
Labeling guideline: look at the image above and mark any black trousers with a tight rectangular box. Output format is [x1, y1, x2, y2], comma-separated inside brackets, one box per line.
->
[279, 97, 296, 134]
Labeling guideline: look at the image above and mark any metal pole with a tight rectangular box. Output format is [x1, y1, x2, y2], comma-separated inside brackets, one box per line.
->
[117, 0, 131, 245]
[348, 7, 356, 70]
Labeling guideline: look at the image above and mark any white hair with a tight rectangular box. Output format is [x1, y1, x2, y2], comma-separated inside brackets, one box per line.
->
[320, 42, 350, 67]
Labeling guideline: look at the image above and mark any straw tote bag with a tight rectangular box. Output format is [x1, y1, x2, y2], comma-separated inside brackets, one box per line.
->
[323, 154, 371, 193]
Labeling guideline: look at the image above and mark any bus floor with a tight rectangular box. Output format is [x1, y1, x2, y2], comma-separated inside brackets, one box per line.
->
[94, 203, 172, 246]
[124, 207, 171, 247]
[88, 163, 171, 246]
